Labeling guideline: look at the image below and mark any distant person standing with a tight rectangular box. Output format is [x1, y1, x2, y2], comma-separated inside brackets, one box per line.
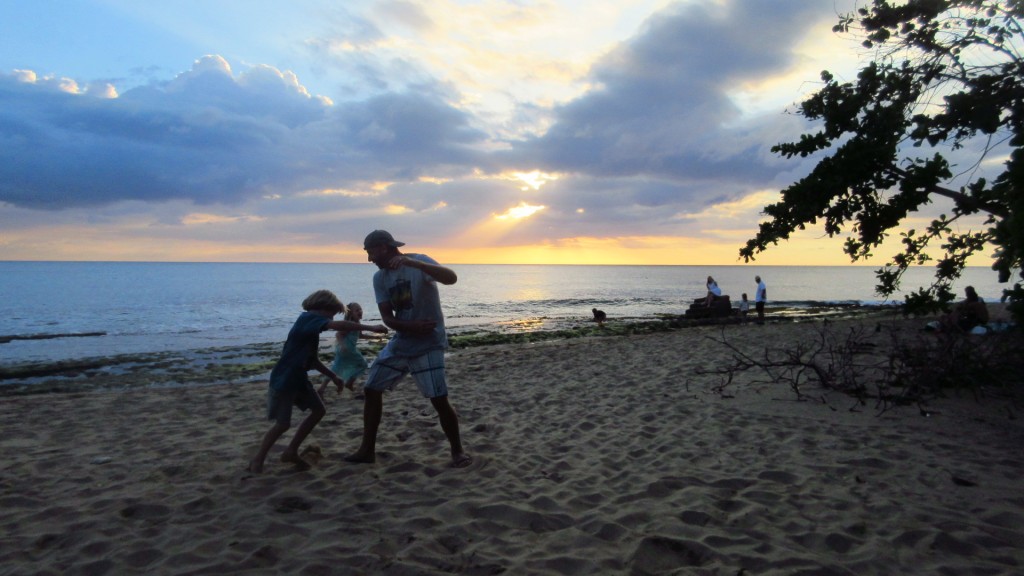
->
[345, 230, 472, 468]
[754, 275, 767, 324]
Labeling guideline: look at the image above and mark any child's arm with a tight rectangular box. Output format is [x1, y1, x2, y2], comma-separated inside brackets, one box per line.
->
[311, 357, 339, 379]
[311, 357, 345, 390]
[328, 320, 388, 334]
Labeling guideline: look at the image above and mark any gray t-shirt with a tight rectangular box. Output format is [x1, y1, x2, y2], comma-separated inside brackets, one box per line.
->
[372, 253, 447, 357]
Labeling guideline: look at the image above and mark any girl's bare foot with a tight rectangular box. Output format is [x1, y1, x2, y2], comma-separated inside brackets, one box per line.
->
[247, 460, 264, 473]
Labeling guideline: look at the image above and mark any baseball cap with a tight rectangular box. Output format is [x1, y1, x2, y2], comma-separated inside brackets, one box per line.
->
[363, 229, 405, 249]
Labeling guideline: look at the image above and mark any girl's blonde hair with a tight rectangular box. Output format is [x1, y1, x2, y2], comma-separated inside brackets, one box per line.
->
[302, 290, 345, 314]
[344, 302, 362, 321]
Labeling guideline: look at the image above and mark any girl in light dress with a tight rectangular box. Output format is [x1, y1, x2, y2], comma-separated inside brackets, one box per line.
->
[318, 302, 371, 399]
[705, 275, 722, 307]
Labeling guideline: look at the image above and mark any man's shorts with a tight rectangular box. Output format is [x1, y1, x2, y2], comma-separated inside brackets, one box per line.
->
[266, 379, 323, 426]
[364, 347, 448, 398]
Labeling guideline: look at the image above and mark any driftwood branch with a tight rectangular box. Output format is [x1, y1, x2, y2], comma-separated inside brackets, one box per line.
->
[696, 320, 1022, 414]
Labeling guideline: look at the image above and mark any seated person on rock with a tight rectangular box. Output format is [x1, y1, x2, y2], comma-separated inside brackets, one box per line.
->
[705, 276, 722, 307]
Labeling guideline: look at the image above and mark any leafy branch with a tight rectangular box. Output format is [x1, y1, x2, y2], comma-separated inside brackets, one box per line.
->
[744, 0, 1024, 322]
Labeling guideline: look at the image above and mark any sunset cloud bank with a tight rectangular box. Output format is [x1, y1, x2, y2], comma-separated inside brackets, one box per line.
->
[3, 0, 986, 265]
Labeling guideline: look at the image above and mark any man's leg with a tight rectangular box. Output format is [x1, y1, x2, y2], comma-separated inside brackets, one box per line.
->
[431, 396, 470, 467]
[345, 389, 383, 463]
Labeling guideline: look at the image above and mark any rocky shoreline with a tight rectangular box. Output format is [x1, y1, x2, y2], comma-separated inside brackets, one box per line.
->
[0, 306, 901, 396]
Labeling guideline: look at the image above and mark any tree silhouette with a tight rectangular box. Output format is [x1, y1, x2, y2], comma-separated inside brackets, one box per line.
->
[742, 0, 1023, 321]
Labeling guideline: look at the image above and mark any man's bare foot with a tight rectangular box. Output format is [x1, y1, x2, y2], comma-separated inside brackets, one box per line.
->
[280, 452, 312, 471]
[343, 452, 375, 464]
[451, 452, 472, 468]
[247, 460, 264, 473]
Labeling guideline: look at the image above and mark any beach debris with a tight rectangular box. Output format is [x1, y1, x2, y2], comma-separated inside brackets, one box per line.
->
[274, 496, 313, 513]
[631, 536, 713, 570]
[592, 308, 607, 326]
[540, 469, 564, 482]
[90, 456, 113, 465]
[951, 475, 978, 487]
[298, 444, 322, 465]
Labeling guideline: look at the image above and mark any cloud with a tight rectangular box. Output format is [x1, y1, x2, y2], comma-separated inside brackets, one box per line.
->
[1, 0, 880, 264]
[0, 54, 487, 210]
[509, 0, 833, 185]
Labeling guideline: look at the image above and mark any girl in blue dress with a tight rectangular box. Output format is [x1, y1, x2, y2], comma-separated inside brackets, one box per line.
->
[318, 302, 371, 399]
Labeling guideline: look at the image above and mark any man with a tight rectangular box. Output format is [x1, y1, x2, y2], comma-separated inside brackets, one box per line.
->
[345, 230, 472, 468]
[754, 275, 767, 325]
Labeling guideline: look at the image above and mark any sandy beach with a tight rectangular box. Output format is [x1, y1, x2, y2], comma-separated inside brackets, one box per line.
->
[1, 314, 1022, 575]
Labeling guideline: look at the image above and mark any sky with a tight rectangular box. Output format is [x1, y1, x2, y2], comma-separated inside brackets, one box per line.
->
[0, 0, 997, 265]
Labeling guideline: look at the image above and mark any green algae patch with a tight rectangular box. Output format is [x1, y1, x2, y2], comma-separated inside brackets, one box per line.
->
[0, 344, 281, 397]
[448, 318, 682, 349]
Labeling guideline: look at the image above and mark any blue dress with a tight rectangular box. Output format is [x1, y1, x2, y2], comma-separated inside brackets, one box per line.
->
[331, 331, 368, 381]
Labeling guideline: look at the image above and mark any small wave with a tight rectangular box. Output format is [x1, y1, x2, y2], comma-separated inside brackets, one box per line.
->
[774, 299, 864, 308]
[462, 297, 636, 309]
[773, 300, 905, 309]
[0, 331, 106, 344]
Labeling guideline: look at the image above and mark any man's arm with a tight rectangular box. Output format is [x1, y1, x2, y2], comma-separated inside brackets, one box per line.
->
[386, 255, 457, 285]
[376, 301, 438, 334]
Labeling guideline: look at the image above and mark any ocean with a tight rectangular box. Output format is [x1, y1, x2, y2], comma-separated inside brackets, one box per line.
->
[0, 261, 1012, 365]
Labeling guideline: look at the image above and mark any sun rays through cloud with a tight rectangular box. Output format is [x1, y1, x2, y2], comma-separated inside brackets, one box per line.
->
[495, 202, 545, 221]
